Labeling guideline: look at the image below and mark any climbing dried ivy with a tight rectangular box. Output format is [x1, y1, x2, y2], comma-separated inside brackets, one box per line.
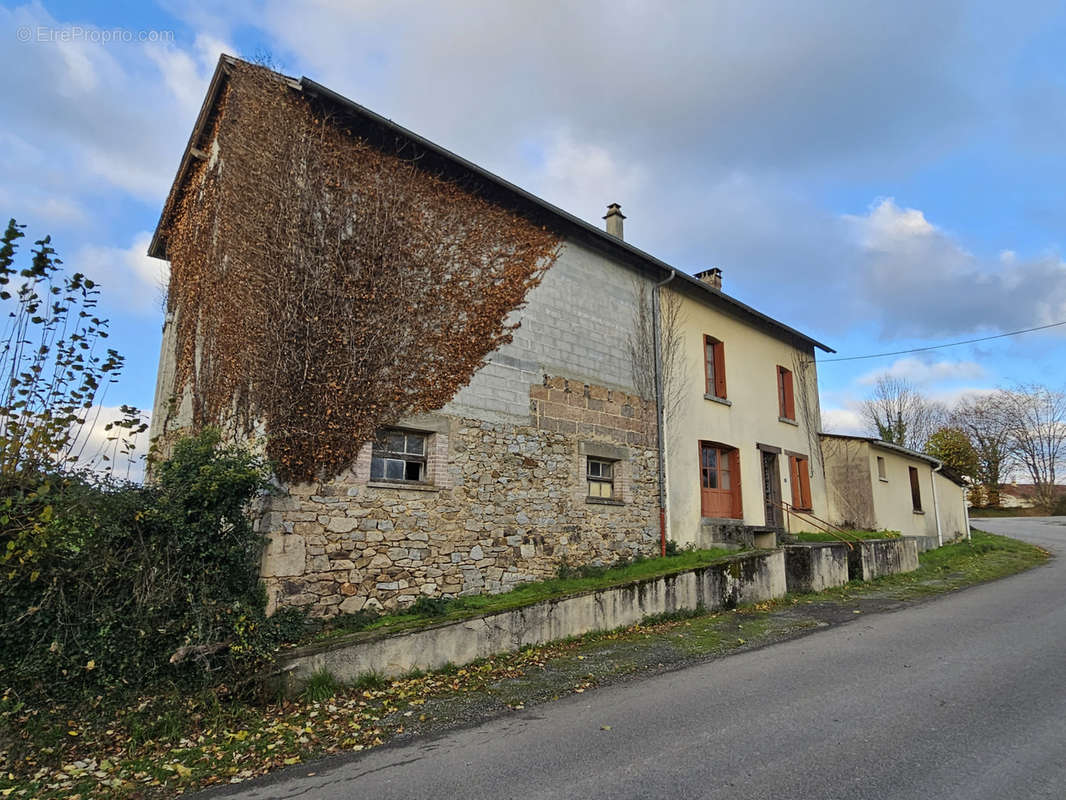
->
[162, 62, 560, 482]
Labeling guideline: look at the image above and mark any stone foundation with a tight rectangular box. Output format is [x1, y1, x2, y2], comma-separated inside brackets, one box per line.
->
[259, 378, 659, 617]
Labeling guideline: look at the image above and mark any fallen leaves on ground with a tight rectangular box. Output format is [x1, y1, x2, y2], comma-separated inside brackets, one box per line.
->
[0, 628, 654, 799]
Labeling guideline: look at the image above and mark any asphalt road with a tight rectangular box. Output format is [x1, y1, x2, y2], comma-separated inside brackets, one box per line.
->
[209, 518, 1066, 800]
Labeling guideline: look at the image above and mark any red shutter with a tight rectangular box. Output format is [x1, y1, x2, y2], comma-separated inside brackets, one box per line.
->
[789, 456, 802, 508]
[778, 367, 795, 419]
[785, 371, 795, 419]
[714, 342, 727, 399]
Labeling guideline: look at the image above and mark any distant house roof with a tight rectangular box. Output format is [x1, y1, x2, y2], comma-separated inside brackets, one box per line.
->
[819, 433, 968, 487]
[1000, 483, 1066, 500]
[149, 55, 834, 355]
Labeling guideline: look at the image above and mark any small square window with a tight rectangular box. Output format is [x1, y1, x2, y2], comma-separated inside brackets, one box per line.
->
[587, 457, 615, 499]
[371, 429, 428, 483]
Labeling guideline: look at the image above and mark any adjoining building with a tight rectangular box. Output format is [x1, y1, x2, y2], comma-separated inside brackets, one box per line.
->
[662, 269, 831, 550]
[821, 434, 970, 550]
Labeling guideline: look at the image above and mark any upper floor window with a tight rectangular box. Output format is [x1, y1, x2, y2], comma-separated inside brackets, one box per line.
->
[371, 429, 427, 482]
[909, 466, 923, 511]
[777, 366, 795, 421]
[704, 335, 727, 400]
[876, 456, 887, 481]
[587, 457, 615, 499]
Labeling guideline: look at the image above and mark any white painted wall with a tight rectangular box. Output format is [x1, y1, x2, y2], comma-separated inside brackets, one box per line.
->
[868, 446, 940, 538]
[664, 288, 827, 545]
[821, 437, 969, 544]
[934, 471, 969, 542]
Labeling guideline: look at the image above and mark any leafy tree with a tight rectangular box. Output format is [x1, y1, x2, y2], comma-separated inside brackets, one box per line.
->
[950, 393, 1013, 507]
[0, 219, 144, 483]
[925, 427, 980, 500]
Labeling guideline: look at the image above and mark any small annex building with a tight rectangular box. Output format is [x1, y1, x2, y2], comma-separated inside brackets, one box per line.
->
[821, 434, 970, 550]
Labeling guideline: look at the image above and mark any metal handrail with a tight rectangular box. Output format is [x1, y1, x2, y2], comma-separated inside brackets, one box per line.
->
[774, 500, 856, 549]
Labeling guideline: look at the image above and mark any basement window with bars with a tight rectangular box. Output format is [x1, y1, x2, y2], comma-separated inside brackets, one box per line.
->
[587, 457, 616, 499]
[371, 429, 428, 482]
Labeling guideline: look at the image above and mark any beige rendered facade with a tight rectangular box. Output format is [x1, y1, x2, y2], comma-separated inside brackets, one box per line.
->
[821, 434, 970, 547]
[663, 282, 829, 548]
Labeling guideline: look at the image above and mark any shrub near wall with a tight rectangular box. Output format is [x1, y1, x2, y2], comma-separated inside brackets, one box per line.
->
[0, 430, 271, 706]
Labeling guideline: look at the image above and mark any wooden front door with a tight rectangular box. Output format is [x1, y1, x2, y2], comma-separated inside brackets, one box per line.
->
[700, 442, 741, 519]
[762, 450, 783, 529]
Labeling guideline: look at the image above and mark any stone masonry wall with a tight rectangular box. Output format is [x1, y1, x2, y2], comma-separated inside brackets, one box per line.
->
[259, 377, 659, 617]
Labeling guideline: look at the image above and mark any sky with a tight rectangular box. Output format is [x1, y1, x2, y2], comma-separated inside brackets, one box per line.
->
[3, 0, 1066, 466]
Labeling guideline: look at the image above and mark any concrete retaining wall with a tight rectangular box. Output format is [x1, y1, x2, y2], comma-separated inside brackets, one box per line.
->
[847, 538, 919, 581]
[278, 549, 786, 685]
[783, 543, 850, 594]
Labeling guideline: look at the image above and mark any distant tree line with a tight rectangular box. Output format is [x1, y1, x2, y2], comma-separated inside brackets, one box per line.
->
[860, 376, 1066, 511]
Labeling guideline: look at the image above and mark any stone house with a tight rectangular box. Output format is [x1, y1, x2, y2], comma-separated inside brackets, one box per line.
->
[148, 56, 835, 617]
[821, 434, 970, 549]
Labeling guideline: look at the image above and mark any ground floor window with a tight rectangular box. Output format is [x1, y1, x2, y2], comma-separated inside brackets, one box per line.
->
[587, 457, 615, 499]
[700, 442, 742, 519]
[371, 429, 428, 482]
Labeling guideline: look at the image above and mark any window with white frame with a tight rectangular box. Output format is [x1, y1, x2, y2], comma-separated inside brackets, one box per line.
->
[371, 429, 428, 482]
[587, 457, 615, 499]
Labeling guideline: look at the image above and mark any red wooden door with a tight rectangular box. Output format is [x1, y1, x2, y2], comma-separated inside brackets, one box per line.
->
[700, 443, 741, 519]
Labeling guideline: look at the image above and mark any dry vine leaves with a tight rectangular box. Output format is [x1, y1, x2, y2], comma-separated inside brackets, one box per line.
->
[164, 63, 561, 482]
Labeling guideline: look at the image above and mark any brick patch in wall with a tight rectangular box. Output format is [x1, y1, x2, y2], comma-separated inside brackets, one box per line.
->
[530, 375, 654, 448]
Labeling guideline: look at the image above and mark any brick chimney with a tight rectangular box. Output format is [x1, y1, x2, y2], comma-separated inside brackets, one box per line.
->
[603, 203, 625, 239]
[695, 267, 723, 290]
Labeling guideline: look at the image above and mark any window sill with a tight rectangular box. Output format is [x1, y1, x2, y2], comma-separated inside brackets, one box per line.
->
[704, 394, 732, 407]
[879, 477, 889, 483]
[792, 506, 813, 513]
[778, 416, 798, 426]
[586, 497, 624, 507]
[367, 481, 439, 492]
[912, 509, 925, 515]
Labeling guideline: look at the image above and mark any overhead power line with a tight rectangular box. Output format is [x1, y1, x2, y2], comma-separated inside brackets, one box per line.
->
[820, 319, 1066, 363]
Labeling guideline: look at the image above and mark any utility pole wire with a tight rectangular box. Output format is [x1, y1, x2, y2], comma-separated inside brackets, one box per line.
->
[819, 320, 1066, 364]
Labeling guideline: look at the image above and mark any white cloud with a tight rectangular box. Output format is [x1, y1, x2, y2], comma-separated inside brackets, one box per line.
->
[525, 129, 648, 229]
[0, 3, 225, 208]
[77, 232, 167, 314]
[843, 198, 1066, 337]
[821, 407, 865, 436]
[857, 357, 986, 387]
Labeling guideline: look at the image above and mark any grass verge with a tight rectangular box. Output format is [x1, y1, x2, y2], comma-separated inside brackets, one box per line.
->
[0, 530, 1048, 799]
[790, 529, 899, 544]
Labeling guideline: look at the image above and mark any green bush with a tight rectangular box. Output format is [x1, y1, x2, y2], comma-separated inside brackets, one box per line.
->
[0, 429, 271, 706]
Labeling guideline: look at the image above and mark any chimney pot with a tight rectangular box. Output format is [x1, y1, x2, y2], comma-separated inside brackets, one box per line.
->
[696, 267, 723, 290]
[603, 203, 626, 239]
